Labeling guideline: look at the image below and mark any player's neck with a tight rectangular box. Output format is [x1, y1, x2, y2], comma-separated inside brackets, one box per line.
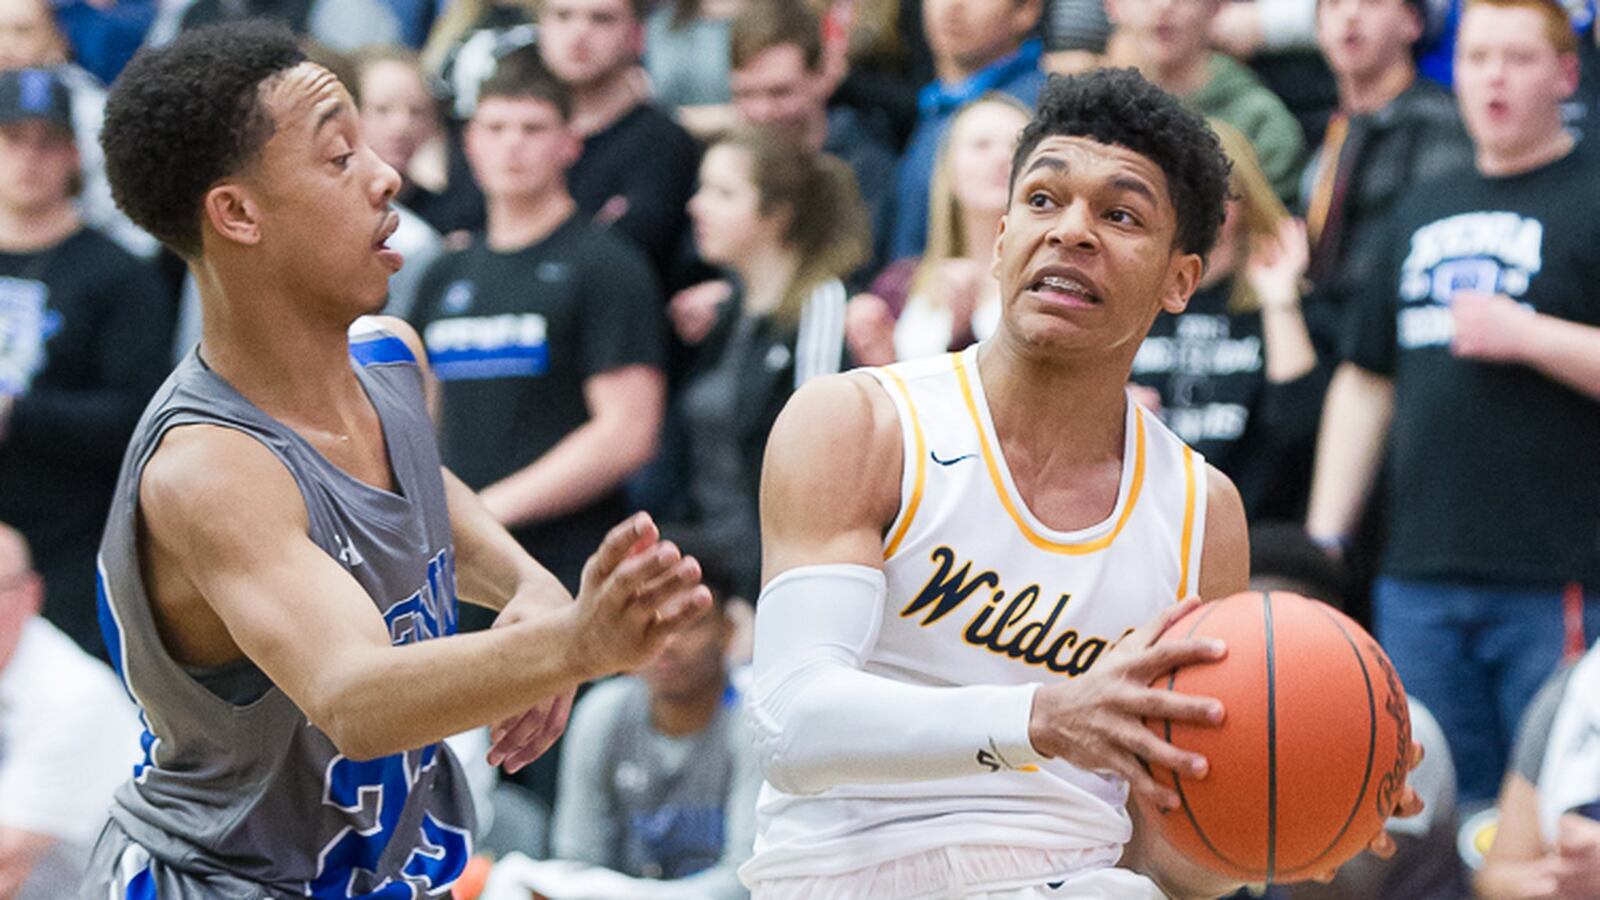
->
[569, 67, 642, 137]
[192, 261, 370, 420]
[0, 201, 79, 252]
[486, 190, 577, 252]
[977, 336, 1132, 467]
[650, 680, 725, 738]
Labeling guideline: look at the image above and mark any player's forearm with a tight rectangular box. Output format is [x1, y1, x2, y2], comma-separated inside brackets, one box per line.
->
[1306, 364, 1394, 544]
[443, 467, 563, 612]
[314, 612, 596, 759]
[750, 566, 1042, 795]
[1517, 313, 1600, 401]
[478, 414, 659, 529]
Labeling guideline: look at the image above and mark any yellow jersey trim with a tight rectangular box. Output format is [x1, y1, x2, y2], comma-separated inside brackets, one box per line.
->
[1178, 444, 1197, 599]
[881, 366, 927, 559]
[952, 351, 1146, 555]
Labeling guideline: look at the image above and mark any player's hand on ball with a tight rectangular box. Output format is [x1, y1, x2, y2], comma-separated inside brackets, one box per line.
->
[568, 513, 712, 679]
[1026, 597, 1227, 812]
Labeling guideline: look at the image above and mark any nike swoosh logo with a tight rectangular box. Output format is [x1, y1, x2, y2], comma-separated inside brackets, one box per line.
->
[930, 451, 978, 467]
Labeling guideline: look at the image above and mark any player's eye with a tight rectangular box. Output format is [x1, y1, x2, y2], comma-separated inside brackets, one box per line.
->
[332, 152, 355, 170]
[1027, 192, 1054, 209]
[1106, 209, 1140, 226]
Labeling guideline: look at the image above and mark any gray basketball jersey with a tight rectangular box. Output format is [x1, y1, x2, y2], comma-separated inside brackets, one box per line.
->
[84, 327, 473, 898]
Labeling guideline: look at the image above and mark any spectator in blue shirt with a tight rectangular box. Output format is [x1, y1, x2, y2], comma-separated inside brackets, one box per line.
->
[888, 0, 1045, 260]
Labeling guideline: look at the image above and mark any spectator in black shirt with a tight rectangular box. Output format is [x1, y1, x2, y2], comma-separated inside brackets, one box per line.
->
[537, 0, 700, 283]
[1308, 0, 1600, 805]
[409, 57, 665, 604]
[0, 68, 172, 658]
[1130, 120, 1327, 523]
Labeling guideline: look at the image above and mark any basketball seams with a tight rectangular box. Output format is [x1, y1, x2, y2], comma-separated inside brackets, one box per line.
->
[1159, 601, 1264, 878]
[1283, 604, 1381, 879]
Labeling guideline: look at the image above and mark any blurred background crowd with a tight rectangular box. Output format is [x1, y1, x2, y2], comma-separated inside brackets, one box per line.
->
[2, 0, 1600, 895]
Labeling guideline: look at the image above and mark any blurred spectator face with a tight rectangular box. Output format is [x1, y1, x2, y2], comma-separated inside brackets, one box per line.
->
[948, 100, 1029, 216]
[1454, 2, 1578, 160]
[923, 0, 1043, 74]
[358, 59, 438, 175]
[0, 0, 67, 71]
[641, 603, 730, 703]
[730, 43, 824, 139]
[0, 527, 40, 671]
[688, 143, 787, 265]
[538, 0, 643, 90]
[1317, 0, 1423, 83]
[0, 120, 76, 213]
[1111, 0, 1220, 71]
[466, 95, 580, 202]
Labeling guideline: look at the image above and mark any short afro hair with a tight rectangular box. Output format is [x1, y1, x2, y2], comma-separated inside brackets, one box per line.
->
[102, 21, 307, 258]
[1010, 68, 1231, 258]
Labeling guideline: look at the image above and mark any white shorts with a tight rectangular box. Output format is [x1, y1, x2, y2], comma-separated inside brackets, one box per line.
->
[749, 845, 1167, 900]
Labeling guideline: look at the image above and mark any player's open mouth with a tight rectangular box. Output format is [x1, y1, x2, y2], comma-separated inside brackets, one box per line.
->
[1027, 270, 1101, 307]
[374, 211, 403, 271]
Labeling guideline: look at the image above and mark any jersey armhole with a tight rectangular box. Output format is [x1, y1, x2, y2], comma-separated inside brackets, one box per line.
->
[862, 367, 926, 561]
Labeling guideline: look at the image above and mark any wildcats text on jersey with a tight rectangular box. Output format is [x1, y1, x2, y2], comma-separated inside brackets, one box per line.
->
[901, 545, 1125, 677]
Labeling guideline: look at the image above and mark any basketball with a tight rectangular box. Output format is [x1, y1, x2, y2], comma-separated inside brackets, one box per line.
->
[1141, 591, 1412, 883]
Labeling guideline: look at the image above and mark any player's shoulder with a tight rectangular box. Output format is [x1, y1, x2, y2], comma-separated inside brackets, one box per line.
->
[771, 370, 901, 456]
[140, 424, 305, 542]
[762, 371, 903, 514]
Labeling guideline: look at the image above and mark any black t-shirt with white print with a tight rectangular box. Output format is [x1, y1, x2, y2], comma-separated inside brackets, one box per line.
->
[1344, 138, 1600, 588]
[409, 215, 665, 592]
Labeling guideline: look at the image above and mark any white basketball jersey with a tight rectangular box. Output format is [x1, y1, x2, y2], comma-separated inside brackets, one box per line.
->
[743, 344, 1209, 886]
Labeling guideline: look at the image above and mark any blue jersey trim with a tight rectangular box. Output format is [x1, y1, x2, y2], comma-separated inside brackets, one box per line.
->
[350, 335, 416, 367]
[125, 867, 157, 900]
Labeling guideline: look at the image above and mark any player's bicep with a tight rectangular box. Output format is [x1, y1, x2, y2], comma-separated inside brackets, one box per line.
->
[757, 373, 902, 582]
[1197, 464, 1249, 601]
[140, 429, 394, 715]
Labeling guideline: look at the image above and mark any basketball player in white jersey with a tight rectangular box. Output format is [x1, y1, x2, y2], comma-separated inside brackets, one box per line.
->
[740, 69, 1418, 899]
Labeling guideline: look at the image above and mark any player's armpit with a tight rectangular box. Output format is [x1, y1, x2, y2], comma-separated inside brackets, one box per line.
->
[757, 372, 904, 582]
[1196, 465, 1249, 602]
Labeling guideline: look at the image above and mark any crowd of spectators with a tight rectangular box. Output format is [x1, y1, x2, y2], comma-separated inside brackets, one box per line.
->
[3, 0, 1600, 895]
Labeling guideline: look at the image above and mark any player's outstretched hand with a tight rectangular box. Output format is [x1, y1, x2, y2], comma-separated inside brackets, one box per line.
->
[569, 513, 713, 679]
[1027, 597, 1227, 812]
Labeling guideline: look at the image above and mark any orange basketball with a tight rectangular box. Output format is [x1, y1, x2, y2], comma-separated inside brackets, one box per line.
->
[1141, 591, 1412, 883]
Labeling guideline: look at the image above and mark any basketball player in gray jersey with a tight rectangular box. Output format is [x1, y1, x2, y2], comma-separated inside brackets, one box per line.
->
[80, 22, 711, 899]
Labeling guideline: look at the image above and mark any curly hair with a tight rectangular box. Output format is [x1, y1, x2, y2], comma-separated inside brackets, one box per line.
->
[1010, 68, 1231, 258]
[101, 22, 307, 258]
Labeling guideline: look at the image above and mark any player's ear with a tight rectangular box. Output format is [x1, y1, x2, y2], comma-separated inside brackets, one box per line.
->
[202, 183, 264, 247]
[990, 215, 1009, 280]
[1160, 252, 1204, 314]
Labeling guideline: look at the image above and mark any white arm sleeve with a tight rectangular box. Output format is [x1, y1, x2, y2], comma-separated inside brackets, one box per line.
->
[746, 564, 1045, 796]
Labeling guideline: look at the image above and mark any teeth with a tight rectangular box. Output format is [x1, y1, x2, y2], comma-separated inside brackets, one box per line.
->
[1039, 275, 1088, 293]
